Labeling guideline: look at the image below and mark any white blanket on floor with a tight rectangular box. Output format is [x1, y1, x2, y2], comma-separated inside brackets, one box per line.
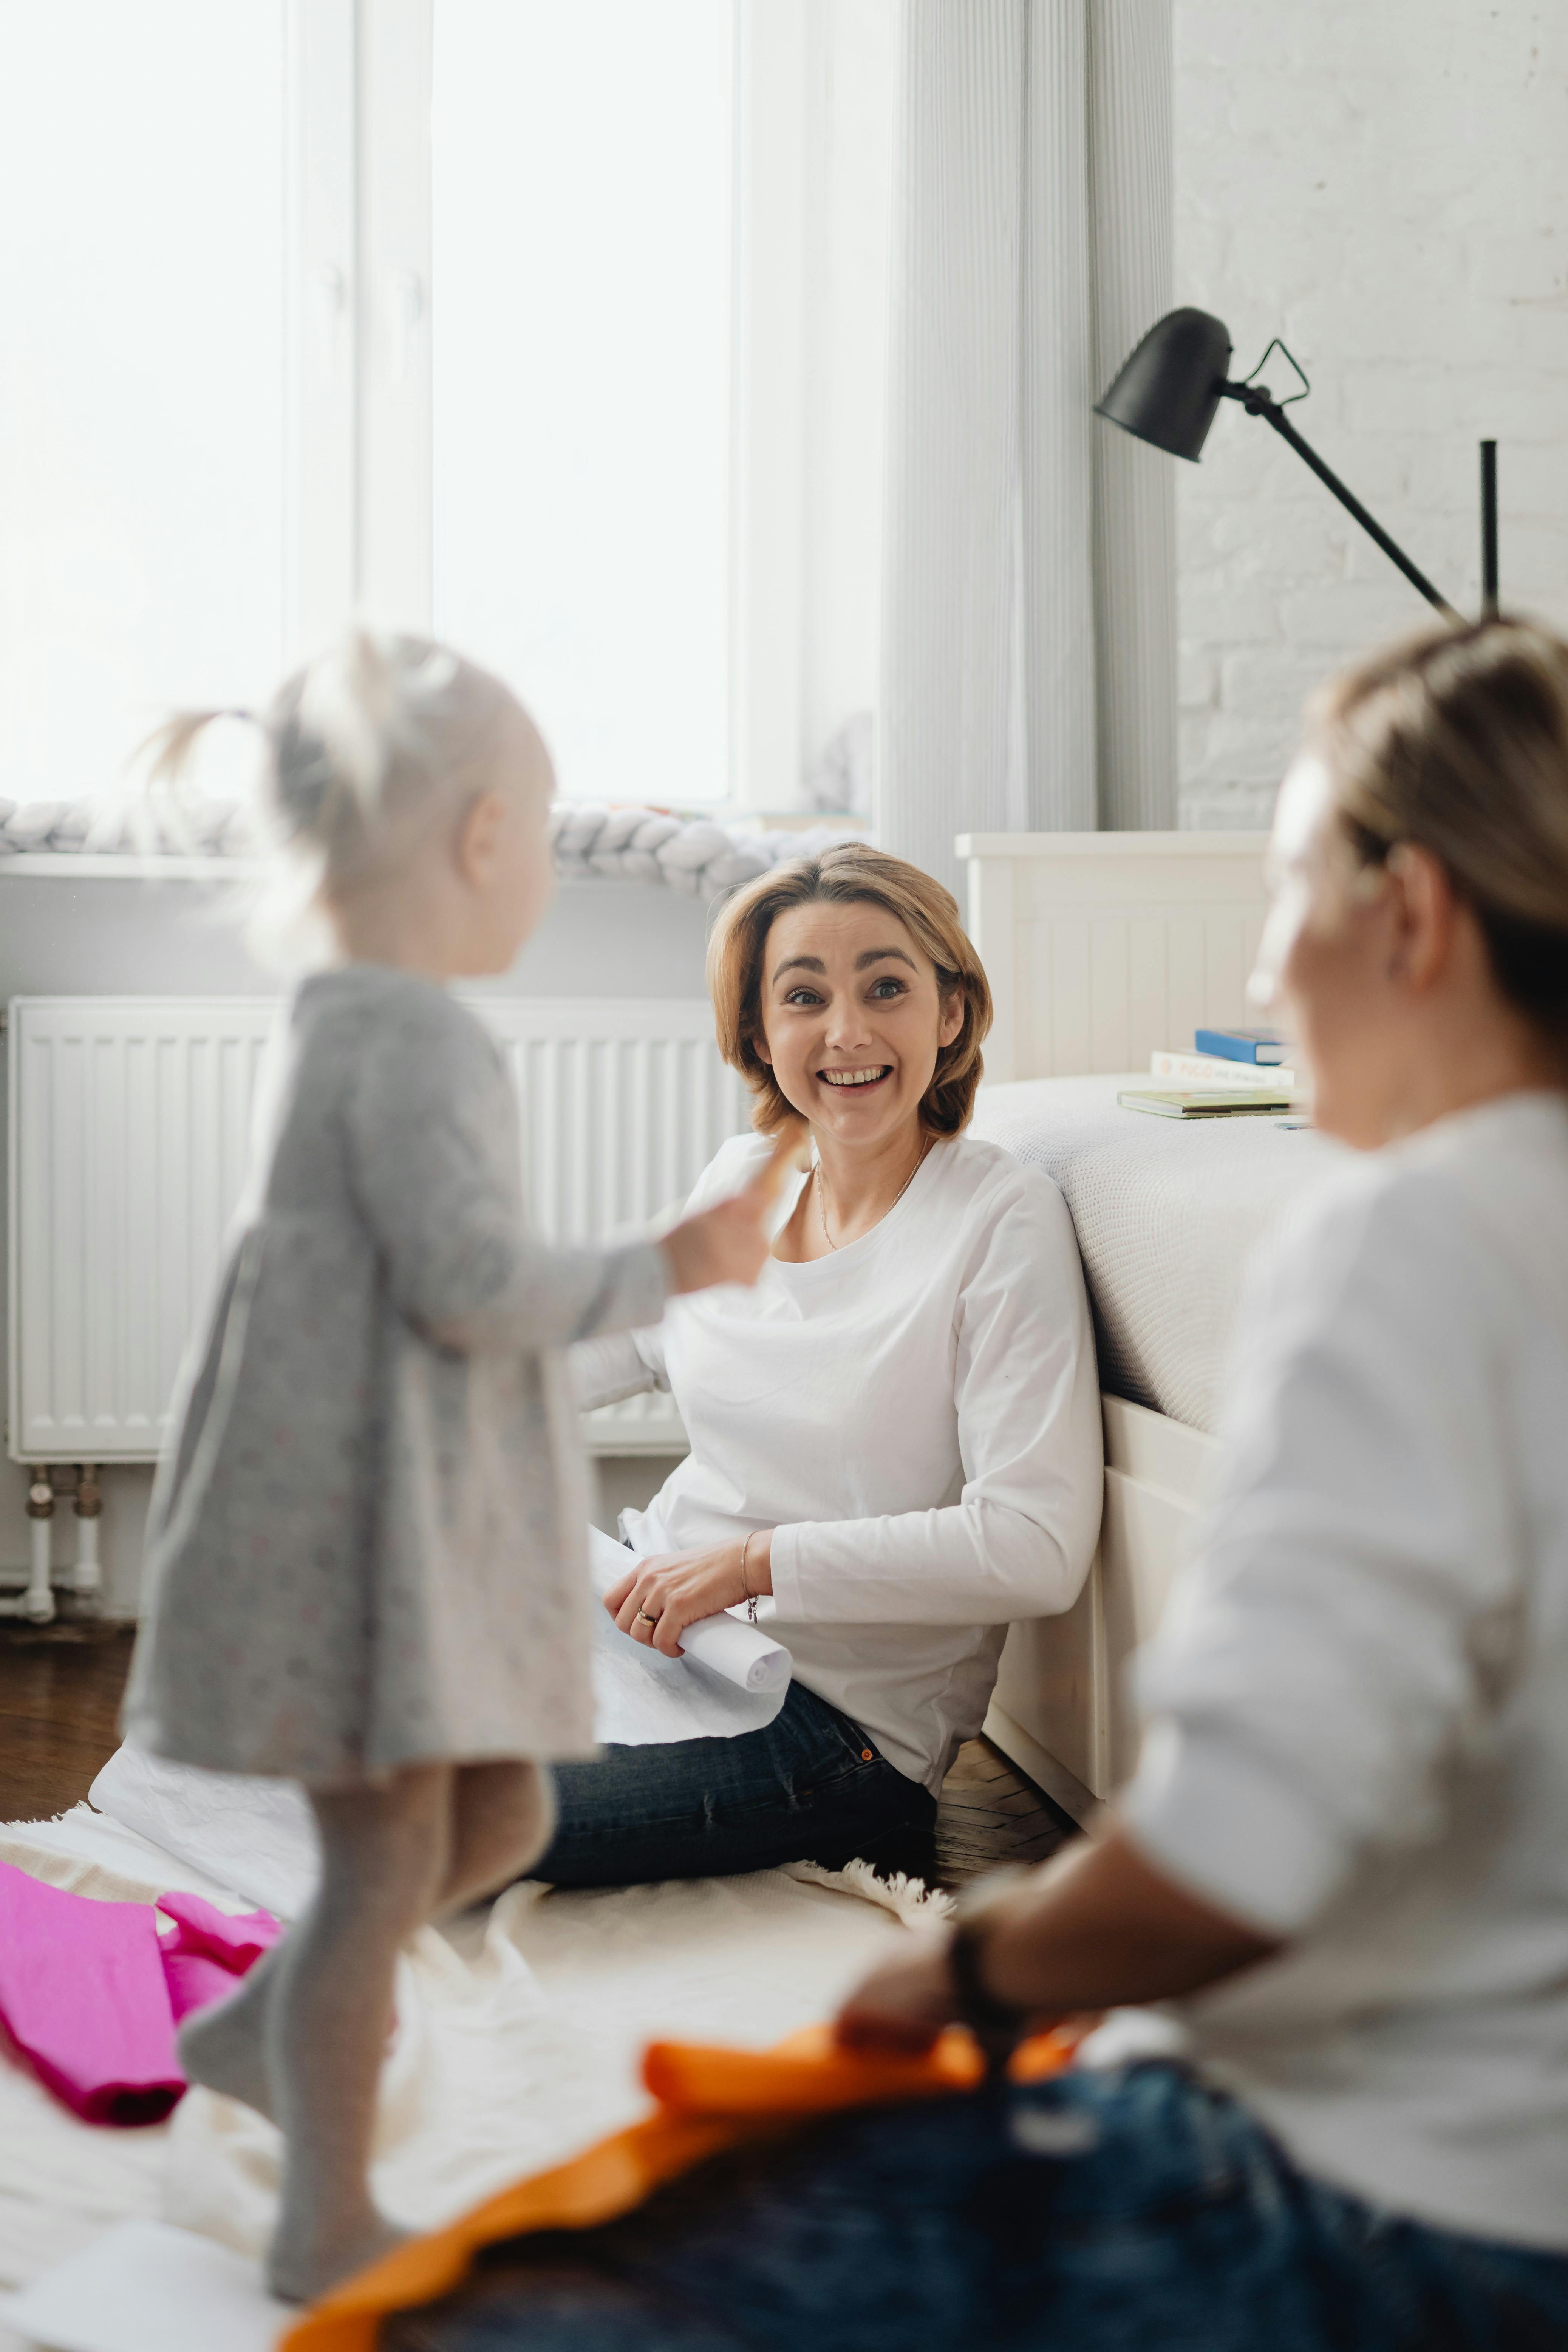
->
[0, 1807, 948, 2310]
[86, 1751, 319, 1918]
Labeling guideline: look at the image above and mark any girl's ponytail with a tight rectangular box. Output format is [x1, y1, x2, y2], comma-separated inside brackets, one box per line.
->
[138, 705, 254, 789]
[122, 705, 261, 856]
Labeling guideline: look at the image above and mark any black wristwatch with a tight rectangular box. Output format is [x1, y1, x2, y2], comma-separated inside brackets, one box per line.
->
[948, 1867, 1031, 2059]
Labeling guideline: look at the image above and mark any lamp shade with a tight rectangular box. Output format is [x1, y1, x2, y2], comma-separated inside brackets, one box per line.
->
[1095, 308, 1234, 462]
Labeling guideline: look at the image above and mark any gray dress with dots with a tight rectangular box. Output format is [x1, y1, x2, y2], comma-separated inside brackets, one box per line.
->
[122, 966, 667, 1785]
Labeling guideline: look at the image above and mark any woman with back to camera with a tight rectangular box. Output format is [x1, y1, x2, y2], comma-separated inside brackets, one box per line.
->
[532, 843, 1103, 1888]
[401, 620, 1568, 2349]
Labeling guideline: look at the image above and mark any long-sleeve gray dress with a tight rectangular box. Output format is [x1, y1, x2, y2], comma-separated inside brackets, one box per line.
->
[122, 965, 668, 1785]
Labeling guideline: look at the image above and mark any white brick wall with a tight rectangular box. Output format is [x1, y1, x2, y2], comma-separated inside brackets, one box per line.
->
[1173, 2, 1568, 829]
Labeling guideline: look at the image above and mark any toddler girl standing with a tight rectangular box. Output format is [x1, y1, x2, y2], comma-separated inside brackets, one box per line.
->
[121, 631, 779, 2302]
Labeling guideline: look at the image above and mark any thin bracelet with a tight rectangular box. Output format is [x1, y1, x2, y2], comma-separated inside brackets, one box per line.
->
[739, 1532, 759, 1624]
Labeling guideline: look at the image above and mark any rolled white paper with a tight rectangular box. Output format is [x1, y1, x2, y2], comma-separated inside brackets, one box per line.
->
[677, 1607, 790, 1694]
[586, 1524, 792, 1697]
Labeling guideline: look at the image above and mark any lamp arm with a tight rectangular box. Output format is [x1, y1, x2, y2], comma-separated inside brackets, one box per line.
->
[1223, 385, 1459, 620]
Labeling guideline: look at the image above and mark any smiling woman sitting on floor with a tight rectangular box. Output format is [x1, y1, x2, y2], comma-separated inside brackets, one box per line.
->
[534, 843, 1103, 1890]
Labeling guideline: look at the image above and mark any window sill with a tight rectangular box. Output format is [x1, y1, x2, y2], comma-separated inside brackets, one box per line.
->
[0, 854, 266, 882]
[0, 807, 870, 890]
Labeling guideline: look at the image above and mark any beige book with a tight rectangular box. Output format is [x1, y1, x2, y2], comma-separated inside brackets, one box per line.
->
[1151, 1048, 1299, 1092]
[1119, 1088, 1294, 1120]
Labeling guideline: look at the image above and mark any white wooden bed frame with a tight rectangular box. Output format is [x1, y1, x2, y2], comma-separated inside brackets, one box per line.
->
[959, 830, 1270, 1818]
[959, 829, 1273, 1086]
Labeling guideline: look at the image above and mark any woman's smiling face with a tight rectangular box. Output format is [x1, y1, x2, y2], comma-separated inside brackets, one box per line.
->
[753, 898, 963, 1146]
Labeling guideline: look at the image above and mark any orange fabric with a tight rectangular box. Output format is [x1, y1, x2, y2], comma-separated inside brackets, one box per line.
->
[282, 2022, 1079, 2352]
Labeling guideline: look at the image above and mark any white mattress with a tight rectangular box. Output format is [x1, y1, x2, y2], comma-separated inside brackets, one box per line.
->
[970, 1075, 1342, 1434]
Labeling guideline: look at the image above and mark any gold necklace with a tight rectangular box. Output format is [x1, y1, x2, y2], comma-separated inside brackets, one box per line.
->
[816, 1134, 933, 1253]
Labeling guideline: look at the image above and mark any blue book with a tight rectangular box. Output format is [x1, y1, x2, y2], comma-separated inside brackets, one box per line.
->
[1195, 1027, 1288, 1066]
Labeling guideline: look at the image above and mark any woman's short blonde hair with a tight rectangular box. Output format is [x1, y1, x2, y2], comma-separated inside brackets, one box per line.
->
[1310, 614, 1568, 1058]
[706, 843, 992, 1135]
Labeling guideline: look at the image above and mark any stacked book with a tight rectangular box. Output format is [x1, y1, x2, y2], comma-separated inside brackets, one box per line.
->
[1120, 1029, 1303, 1121]
[1149, 1031, 1297, 1092]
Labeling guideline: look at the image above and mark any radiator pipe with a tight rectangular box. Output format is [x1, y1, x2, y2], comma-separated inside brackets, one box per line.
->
[0, 1465, 107, 1618]
[73, 1466, 102, 1600]
[24, 1478, 55, 1623]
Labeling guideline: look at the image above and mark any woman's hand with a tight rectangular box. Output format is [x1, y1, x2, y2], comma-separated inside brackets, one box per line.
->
[836, 1829, 1279, 2055]
[834, 1926, 962, 2054]
[603, 1533, 773, 1658]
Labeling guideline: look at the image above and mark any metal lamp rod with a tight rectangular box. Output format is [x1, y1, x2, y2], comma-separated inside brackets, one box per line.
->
[1481, 441, 1499, 615]
[1222, 382, 1460, 620]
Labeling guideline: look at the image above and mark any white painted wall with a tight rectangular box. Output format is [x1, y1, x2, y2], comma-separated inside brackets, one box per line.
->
[0, 874, 712, 1005]
[1173, 0, 1568, 829]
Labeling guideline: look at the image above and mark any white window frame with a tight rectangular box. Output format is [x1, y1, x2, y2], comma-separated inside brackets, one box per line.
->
[286, 0, 432, 646]
[730, 0, 806, 814]
[284, 0, 810, 812]
[285, 0, 356, 654]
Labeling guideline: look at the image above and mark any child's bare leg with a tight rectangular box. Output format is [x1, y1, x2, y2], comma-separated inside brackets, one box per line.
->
[265, 1764, 452, 2304]
[435, 1761, 557, 1917]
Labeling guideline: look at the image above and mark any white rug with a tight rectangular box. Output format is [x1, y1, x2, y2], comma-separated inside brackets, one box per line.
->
[3, 2221, 291, 2352]
[0, 1807, 950, 2340]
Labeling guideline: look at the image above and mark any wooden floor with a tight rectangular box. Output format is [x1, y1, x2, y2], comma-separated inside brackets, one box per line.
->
[932, 1733, 1078, 1888]
[0, 1621, 1078, 1885]
[0, 1618, 138, 1821]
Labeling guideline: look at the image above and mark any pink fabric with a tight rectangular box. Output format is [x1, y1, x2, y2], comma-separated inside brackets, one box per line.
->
[155, 1888, 280, 2025]
[0, 1860, 278, 2126]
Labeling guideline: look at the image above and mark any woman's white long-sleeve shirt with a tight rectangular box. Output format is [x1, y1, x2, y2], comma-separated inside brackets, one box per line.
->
[573, 1131, 1102, 1791]
[1123, 1090, 1568, 2252]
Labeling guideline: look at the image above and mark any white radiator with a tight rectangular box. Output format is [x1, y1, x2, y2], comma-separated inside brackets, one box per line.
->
[8, 996, 750, 1465]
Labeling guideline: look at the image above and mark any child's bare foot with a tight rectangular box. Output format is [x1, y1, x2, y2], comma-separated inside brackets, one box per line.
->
[266, 2211, 408, 2306]
[176, 1968, 275, 2121]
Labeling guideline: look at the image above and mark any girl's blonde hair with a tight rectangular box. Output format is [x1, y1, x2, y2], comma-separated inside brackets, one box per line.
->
[142, 628, 527, 898]
[1310, 615, 1568, 1055]
[706, 843, 992, 1135]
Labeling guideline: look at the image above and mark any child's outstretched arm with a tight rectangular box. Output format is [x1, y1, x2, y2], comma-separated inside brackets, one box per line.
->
[344, 1001, 798, 1351]
[660, 1124, 805, 1296]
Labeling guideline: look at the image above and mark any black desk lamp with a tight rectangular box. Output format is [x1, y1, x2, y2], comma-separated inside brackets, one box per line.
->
[1096, 308, 1499, 622]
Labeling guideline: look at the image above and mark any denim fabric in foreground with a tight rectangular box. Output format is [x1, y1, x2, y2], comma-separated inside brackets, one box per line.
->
[386, 2060, 1568, 2352]
[533, 1679, 937, 1887]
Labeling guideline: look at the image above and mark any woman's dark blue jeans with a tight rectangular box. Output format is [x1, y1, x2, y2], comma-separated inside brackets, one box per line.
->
[531, 1680, 937, 1888]
[384, 2059, 1568, 2352]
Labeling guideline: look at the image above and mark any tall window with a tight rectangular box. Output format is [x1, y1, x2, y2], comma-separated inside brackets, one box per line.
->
[0, 2, 891, 813]
[432, 2, 735, 807]
[0, 2, 286, 805]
